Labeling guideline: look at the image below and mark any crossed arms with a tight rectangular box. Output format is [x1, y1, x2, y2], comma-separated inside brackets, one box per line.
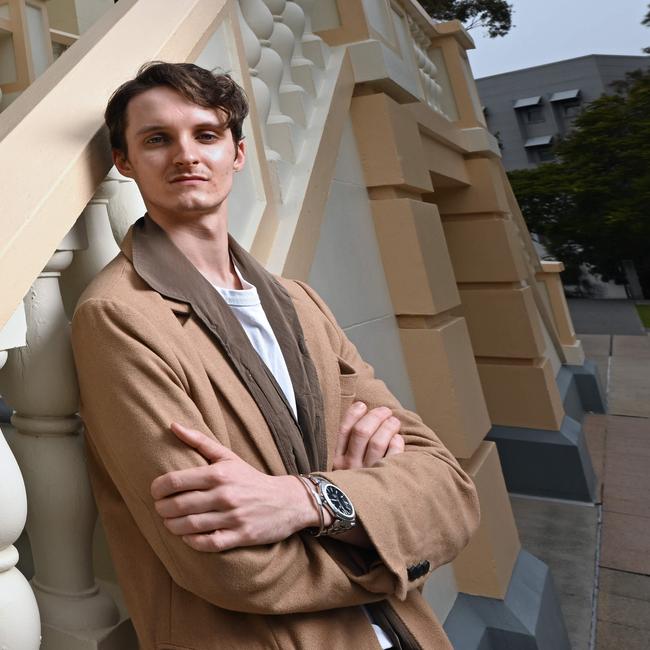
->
[151, 401, 405, 552]
[71, 281, 479, 615]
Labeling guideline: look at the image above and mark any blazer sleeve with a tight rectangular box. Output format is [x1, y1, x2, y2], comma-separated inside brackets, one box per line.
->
[294, 281, 481, 601]
[72, 297, 407, 615]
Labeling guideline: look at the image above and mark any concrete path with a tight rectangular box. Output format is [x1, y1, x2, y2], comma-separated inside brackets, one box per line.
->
[567, 299, 645, 335]
[511, 332, 650, 649]
[510, 496, 598, 650]
[582, 334, 650, 419]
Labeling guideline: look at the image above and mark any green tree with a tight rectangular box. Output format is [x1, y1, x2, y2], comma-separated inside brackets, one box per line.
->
[508, 69, 650, 295]
[419, 0, 513, 37]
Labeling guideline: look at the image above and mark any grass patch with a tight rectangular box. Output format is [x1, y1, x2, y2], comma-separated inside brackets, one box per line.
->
[636, 304, 650, 328]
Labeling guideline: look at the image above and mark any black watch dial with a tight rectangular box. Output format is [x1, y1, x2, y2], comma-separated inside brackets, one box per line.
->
[325, 484, 354, 518]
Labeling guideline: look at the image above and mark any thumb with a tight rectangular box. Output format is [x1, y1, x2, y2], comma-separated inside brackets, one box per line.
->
[170, 422, 235, 463]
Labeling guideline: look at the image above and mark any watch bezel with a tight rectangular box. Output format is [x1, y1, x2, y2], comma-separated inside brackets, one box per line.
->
[321, 482, 356, 522]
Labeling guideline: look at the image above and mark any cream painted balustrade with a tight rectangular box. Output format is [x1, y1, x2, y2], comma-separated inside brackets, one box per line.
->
[61, 171, 124, 315]
[0, 305, 41, 650]
[240, 0, 300, 164]
[264, 0, 312, 127]
[405, 12, 446, 117]
[0, 223, 136, 649]
[238, 0, 331, 173]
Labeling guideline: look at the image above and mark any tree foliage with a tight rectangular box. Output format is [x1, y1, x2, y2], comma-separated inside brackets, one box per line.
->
[419, 0, 513, 37]
[508, 70, 650, 295]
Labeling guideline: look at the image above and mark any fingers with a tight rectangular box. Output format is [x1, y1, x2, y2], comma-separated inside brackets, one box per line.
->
[182, 529, 243, 553]
[151, 463, 224, 500]
[334, 402, 367, 459]
[338, 407, 394, 469]
[362, 417, 402, 468]
[386, 433, 405, 457]
[154, 484, 221, 517]
[169, 422, 234, 463]
[163, 511, 230, 536]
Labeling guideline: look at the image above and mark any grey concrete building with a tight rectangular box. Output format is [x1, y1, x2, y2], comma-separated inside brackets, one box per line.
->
[476, 54, 650, 170]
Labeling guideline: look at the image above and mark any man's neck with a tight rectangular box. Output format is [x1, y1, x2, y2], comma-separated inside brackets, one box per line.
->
[147, 209, 242, 290]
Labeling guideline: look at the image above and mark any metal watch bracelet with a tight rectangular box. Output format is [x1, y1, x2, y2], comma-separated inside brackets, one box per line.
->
[302, 474, 356, 536]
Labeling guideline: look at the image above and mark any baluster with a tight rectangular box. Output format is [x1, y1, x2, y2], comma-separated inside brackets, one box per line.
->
[293, 0, 329, 68]
[283, 1, 319, 96]
[0, 240, 124, 648]
[0, 306, 41, 650]
[262, 0, 312, 127]
[61, 172, 121, 316]
[237, 3, 281, 163]
[407, 16, 446, 117]
[104, 168, 147, 245]
[240, 0, 298, 163]
[262, 0, 311, 128]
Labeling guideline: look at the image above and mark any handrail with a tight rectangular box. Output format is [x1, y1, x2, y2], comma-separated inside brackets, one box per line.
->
[0, 0, 232, 329]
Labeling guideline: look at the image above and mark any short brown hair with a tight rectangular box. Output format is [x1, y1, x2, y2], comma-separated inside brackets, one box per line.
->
[105, 61, 249, 155]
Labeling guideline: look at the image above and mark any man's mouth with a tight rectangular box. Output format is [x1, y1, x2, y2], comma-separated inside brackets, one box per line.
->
[170, 175, 208, 183]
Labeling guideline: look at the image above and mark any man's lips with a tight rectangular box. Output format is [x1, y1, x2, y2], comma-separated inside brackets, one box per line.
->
[169, 175, 208, 183]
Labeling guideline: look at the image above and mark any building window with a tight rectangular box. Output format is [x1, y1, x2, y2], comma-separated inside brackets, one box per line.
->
[537, 145, 555, 162]
[524, 106, 545, 123]
[563, 101, 581, 118]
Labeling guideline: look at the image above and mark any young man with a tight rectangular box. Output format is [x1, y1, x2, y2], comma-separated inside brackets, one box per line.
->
[71, 62, 479, 650]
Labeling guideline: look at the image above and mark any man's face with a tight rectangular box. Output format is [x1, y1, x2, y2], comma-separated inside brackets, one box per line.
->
[113, 86, 245, 222]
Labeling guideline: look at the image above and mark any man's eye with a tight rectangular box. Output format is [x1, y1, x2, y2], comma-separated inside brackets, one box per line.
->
[145, 135, 166, 145]
[198, 132, 219, 141]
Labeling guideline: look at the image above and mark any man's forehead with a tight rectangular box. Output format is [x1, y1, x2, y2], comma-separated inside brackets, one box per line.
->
[126, 87, 226, 130]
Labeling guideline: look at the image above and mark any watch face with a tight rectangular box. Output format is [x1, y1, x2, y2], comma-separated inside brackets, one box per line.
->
[324, 484, 354, 518]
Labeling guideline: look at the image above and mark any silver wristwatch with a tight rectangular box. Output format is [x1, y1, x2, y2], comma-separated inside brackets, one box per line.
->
[303, 475, 356, 536]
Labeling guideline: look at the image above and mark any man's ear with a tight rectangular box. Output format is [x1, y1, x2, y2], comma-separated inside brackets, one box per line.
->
[113, 149, 134, 178]
[233, 138, 246, 172]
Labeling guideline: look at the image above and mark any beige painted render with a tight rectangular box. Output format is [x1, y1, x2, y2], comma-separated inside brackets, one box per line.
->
[399, 319, 490, 459]
[538, 262, 585, 365]
[372, 198, 460, 316]
[443, 216, 527, 283]
[477, 358, 565, 430]
[459, 286, 546, 359]
[350, 92, 433, 193]
[453, 441, 521, 598]
[317, 0, 370, 47]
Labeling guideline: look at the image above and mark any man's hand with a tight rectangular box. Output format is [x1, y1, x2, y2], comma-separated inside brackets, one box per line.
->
[333, 402, 405, 470]
[151, 423, 324, 552]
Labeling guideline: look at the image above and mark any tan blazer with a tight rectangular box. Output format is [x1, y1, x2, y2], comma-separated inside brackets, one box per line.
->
[71, 228, 480, 650]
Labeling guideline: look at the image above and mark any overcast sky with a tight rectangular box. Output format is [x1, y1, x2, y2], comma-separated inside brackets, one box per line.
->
[466, 0, 650, 79]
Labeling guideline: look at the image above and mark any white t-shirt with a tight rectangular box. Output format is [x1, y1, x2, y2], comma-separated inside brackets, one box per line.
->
[212, 266, 393, 650]
[212, 269, 298, 418]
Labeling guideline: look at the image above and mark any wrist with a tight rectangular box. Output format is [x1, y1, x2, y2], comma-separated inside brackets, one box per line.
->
[293, 476, 333, 532]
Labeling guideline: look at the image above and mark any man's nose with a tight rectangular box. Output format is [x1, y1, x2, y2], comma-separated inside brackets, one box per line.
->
[172, 136, 200, 166]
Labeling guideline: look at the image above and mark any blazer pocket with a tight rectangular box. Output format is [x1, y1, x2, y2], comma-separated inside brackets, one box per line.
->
[337, 357, 359, 416]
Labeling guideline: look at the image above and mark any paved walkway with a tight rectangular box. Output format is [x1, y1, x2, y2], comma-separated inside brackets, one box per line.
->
[567, 300, 645, 335]
[512, 332, 650, 649]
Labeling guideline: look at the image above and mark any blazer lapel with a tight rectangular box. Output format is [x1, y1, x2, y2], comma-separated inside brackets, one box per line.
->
[124, 215, 322, 475]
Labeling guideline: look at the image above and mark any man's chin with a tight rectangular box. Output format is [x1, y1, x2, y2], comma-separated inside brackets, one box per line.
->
[152, 200, 223, 219]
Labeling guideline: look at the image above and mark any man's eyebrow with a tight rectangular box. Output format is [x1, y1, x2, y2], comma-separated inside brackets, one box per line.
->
[135, 124, 166, 136]
[134, 122, 227, 136]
